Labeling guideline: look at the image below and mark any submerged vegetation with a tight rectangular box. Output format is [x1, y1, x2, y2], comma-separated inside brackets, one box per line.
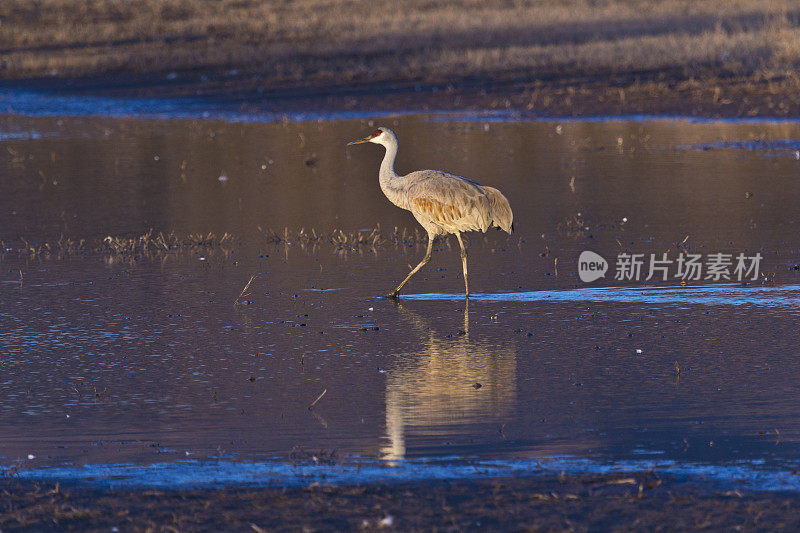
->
[0, 225, 477, 261]
[258, 225, 437, 249]
[3, 231, 235, 260]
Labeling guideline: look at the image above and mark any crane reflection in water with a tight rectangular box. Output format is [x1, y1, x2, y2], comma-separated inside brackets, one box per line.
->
[381, 302, 517, 461]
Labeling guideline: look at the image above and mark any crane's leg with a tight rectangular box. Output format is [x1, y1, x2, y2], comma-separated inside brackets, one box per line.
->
[456, 232, 469, 298]
[387, 235, 434, 298]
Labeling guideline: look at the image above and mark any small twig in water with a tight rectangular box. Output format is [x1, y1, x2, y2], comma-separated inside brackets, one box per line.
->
[234, 274, 257, 307]
[308, 388, 327, 410]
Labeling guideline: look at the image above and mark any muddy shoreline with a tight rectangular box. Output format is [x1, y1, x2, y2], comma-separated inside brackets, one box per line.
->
[5, 0, 800, 124]
[3, 473, 799, 531]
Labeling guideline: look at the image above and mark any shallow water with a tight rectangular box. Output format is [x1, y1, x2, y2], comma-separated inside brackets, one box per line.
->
[3, 108, 800, 489]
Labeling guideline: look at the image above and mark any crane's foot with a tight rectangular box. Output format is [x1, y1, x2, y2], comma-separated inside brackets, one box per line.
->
[385, 290, 400, 299]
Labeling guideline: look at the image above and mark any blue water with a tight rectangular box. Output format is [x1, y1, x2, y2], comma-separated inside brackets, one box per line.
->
[0, 89, 407, 123]
[8, 455, 800, 492]
[680, 139, 800, 157]
[5, 88, 800, 125]
[402, 283, 800, 310]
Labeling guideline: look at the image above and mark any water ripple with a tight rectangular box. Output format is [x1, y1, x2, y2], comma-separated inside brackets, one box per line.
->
[403, 283, 800, 309]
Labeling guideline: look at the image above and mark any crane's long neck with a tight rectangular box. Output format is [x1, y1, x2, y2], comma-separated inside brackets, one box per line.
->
[378, 139, 409, 210]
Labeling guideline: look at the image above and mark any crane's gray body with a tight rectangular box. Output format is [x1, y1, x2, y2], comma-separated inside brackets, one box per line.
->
[349, 127, 514, 298]
[374, 129, 513, 237]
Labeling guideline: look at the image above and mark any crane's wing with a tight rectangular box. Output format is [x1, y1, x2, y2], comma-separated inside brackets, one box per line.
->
[404, 171, 492, 233]
[482, 186, 514, 234]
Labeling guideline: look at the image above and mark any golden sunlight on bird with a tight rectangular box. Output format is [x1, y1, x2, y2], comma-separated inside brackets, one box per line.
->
[348, 127, 514, 298]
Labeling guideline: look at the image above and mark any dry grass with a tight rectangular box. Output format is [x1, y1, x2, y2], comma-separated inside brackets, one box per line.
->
[2, 474, 800, 531]
[2, 0, 800, 87]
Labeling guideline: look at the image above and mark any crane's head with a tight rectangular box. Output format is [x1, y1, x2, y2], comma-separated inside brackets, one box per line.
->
[347, 127, 394, 146]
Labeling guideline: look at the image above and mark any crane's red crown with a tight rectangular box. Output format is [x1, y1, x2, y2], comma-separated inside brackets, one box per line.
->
[372, 129, 383, 137]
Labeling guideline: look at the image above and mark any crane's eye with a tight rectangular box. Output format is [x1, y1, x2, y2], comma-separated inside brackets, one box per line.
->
[372, 129, 382, 137]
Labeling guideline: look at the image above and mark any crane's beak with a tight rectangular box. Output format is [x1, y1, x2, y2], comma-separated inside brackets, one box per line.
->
[347, 136, 372, 146]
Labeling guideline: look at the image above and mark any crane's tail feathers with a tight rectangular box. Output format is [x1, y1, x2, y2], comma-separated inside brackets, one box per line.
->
[482, 186, 514, 235]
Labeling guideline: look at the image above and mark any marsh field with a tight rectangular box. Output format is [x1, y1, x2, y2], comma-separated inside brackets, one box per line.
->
[5, 1, 800, 531]
[5, 0, 800, 117]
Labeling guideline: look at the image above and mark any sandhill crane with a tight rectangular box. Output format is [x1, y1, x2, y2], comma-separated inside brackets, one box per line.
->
[348, 127, 513, 298]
